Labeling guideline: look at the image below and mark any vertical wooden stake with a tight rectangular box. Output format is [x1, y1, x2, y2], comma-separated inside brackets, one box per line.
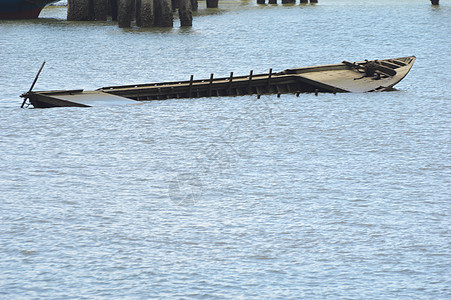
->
[267, 68, 272, 92]
[228, 72, 234, 96]
[248, 70, 253, 94]
[208, 73, 214, 97]
[188, 75, 194, 98]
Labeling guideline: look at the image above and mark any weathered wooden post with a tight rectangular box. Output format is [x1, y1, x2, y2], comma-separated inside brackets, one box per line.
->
[268, 0, 277, 4]
[179, 0, 192, 26]
[67, 0, 91, 20]
[118, 0, 134, 27]
[257, 0, 265, 4]
[299, 0, 308, 3]
[310, 0, 318, 3]
[282, 0, 295, 4]
[154, 0, 173, 27]
[93, 0, 108, 20]
[172, 0, 179, 11]
[136, 0, 154, 27]
[206, 0, 218, 8]
[431, 0, 439, 4]
[136, 0, 141, 24]
[109, 0, 118, 20]
[191, 0, 198, 11]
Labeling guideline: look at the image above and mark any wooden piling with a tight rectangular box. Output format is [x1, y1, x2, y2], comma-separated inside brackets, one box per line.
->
[282, 0, 295, 4]
[154, 0, 173, 27]
[118, 0, 134, 27]
[206, 0, 219, 8]
[299, 0, 308, 3]
[431, 0, 439, 4]
[257, 0, 265, 4]
[179, 0, 192, 26]
[136, 0, 154, 27]
[109, 0, 118, 20]
[172, 0, 179, 11]
[67, 0, 91, 20]
[268, 0, 277, 4]
[136, 0, 142, 25]
[310, 0, 318, 3]
[191, 0, 198, 11]
[93, 0, 108, 20]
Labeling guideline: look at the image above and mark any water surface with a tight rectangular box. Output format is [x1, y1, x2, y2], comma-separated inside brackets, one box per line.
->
[0, 0, 450, 298]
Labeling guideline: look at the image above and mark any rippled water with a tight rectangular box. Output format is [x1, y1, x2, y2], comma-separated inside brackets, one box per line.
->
[1, 0, 450, 298]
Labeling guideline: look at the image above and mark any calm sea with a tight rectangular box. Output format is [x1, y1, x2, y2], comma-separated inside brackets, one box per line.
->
[0, 0, 450, 298]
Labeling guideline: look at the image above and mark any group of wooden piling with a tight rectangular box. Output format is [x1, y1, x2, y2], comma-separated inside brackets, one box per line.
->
[67, 0, 214, 27]
[67, 0, 320, 28]
[257, 0, 317, 4]
[67, 0, 438, 28]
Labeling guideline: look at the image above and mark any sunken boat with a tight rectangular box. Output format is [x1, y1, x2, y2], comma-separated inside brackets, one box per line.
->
[20, 56, 416, 108]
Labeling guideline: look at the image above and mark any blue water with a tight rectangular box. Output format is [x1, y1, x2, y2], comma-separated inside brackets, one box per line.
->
[0, 0, 450, 298]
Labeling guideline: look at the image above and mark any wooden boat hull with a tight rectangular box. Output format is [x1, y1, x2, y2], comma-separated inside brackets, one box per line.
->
[22, 56, 416, 108]
[0, 0, 59, 19]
